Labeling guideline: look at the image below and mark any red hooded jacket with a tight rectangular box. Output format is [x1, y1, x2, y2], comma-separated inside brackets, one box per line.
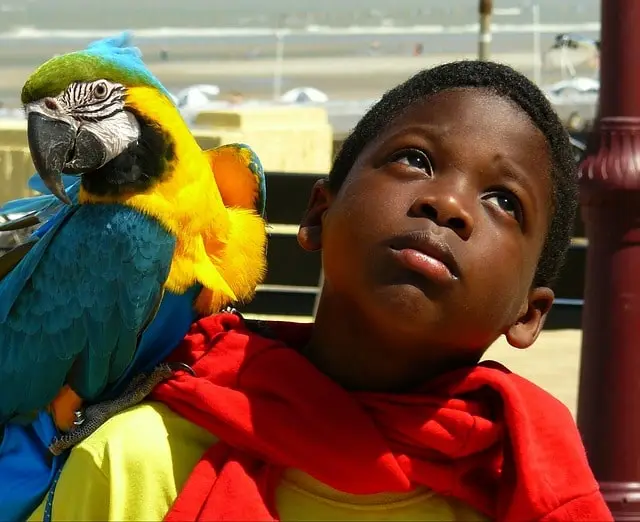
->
[150, 312, 612, 522]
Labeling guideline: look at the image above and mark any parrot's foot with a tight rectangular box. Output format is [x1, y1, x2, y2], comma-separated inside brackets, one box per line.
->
[48, 362, 195, 456]
[49, 385, 84, 431]
[224, 307, 277, 340]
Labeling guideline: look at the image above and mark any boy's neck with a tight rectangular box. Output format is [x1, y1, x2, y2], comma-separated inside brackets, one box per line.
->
[302, 290, 483, 393]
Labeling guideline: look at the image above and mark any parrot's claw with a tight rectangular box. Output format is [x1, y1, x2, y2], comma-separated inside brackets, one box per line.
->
[72, 409, 86, 426]
[222, 307, 276, 339]
[48, 362, 195, 455]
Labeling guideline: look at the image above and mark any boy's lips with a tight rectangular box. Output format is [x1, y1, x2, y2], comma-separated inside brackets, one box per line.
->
[388, 232, 460, 283]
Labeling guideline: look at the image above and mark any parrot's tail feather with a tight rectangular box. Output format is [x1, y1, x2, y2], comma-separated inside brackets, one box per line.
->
[0, 239, 38, 282]
[48, 362, 194, 456]
[0, 177, 79, 228]
[137, 288, 165, 343]
[0, 213, 40, 232]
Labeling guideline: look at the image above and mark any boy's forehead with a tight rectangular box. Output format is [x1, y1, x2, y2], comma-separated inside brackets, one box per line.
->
[369, 88, 541, 151]
[353, 88, 553, 204]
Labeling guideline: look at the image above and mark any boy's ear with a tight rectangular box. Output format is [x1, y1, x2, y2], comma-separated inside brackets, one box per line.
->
[297, 178, 333, 252]
[505, 286, 555, 349]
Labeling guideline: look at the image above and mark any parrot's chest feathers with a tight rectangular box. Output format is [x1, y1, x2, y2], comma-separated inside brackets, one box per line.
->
[51, 204, 176, 287]
[74, 113, 232, 297]
[55, 202, 225, 298]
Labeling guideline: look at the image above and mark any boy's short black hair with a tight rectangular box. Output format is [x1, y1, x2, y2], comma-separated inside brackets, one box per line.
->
[329, 60, 578, 289]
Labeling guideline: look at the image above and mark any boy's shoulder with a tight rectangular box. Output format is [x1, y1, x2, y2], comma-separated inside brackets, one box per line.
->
[78, 401, 215, 462]
[480, 361, 588, 470]
[481, 360, 576, 419]
[30, 403, 215, 521]
[188, 311, 312, 351]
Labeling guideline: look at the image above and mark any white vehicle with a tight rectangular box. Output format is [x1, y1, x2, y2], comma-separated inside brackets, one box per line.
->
[544, 77, 600, 101]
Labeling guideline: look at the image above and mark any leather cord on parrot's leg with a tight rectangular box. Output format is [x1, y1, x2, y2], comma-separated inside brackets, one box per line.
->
[48, 362, 195, 456]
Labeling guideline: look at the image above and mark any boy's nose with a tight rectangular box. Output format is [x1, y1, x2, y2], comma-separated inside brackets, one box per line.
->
[410, 193, 474, 240]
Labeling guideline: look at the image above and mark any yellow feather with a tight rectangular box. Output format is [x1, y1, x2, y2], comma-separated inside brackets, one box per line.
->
[78, 86, 267, 313]
[205, 146, 260, 211]
[195, 207, 267, 314]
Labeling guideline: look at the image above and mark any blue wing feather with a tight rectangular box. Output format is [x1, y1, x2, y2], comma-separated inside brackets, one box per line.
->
[0, 173, 79, 219]
[0, 175, 80, 246]
[0, 195, 57, 216]
[0, 205, 76, 323]
[26, 173, 79, 196]
[234, 143, 266, 218]
[247, 147, 266, 218]
[0, 204, 176, 422]
[205, 143, 267, 218]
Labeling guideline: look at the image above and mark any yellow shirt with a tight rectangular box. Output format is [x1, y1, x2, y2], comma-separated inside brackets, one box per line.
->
[29, 402, 489, 521]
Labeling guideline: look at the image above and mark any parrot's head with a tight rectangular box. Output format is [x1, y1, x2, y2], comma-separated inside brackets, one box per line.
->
[21, 33, 179, 204]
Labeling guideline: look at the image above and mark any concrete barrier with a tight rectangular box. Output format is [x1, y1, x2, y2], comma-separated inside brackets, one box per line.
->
[0, 105, 334, 204]
[193, 105, 333, 174]
[0, 119, 34, 202]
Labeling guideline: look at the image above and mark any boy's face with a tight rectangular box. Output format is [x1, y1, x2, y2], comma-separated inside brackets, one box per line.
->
[300, 88, 555, 362]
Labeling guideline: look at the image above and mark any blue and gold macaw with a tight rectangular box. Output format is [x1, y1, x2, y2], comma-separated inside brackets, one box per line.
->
[0, 34, 267, 519]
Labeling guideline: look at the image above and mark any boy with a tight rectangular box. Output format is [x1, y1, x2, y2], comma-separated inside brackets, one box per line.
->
[30, 60, 612, 521]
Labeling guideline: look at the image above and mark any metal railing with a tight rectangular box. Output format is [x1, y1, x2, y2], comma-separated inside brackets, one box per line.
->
[0, 164, 588, 329]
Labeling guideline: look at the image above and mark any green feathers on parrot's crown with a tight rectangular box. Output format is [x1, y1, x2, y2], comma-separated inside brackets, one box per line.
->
[21, 32, 174, 105]
[22, 53, 141, 103]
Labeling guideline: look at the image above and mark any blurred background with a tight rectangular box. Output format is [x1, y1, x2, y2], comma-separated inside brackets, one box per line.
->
[0, 0, 603, 415]
[0, 0, 600, 132]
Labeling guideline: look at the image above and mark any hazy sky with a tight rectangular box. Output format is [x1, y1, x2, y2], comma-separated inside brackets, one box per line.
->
[0, 0, 600, 31]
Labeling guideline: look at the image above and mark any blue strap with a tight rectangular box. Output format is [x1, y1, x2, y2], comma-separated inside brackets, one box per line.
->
[0, 289, 199, 520]
[43, 467, 63, 522]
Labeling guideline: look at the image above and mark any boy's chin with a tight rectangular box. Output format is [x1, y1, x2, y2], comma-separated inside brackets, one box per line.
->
[367, 282, 452, 332]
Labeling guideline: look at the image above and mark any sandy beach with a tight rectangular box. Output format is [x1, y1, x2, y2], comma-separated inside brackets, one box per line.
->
[485, 329, 582, 418]
[0, 50, 597, 107]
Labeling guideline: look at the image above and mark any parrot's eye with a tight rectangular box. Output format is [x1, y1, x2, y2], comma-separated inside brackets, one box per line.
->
[93, 82, 109, 99]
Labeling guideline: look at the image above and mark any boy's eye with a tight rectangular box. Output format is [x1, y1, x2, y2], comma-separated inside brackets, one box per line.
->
[484, 192, 522, 222]
[390, 149, 434, 176]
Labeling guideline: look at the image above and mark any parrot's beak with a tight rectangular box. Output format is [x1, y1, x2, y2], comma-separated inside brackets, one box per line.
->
[27, 112, 108, 205]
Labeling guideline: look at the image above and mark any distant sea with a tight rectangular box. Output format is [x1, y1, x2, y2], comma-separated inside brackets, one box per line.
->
[0, 0, 600, 32]
[0, 0, 600, 65]
[0, 0, 601, 117]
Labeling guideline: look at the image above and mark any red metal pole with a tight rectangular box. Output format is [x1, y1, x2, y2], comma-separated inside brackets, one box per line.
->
[578, 1, 640, 518]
